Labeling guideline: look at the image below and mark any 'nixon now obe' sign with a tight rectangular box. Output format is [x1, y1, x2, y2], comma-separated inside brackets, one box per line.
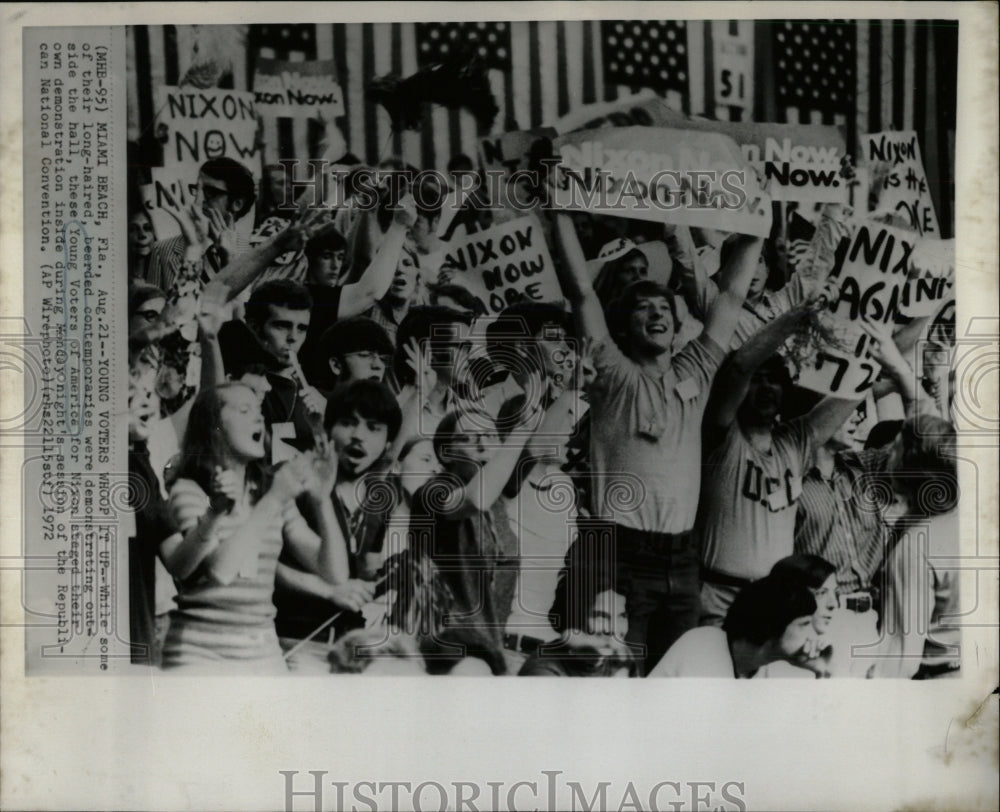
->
[442, 216, 562, 316]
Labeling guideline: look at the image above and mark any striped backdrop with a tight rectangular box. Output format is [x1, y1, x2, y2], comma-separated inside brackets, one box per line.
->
[127, 18, 957, 236]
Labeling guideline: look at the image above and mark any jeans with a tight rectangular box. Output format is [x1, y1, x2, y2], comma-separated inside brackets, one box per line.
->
[579, 521, 700, 674]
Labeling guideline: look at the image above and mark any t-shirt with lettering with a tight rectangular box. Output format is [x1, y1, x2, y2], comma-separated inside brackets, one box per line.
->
[588, 333, 726, 533]
[699, 417, 815, 580]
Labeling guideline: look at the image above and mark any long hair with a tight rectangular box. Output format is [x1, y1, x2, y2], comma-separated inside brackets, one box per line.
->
[770, 554, 836, 591]
[381, 549, 455, 641]
[171, 383, 268, 501]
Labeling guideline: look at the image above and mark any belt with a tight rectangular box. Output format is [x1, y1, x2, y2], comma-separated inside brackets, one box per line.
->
[503, 633, 547, 655]
[840, 590, 876, 614]
[700, 567, 753, 590]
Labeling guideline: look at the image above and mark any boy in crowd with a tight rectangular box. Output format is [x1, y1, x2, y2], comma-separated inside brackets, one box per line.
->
[311, 317, 394, 390]
[551, 211, 764, 673]
[274, 380, 403, 672]
[146, 157, 257, 291]
[223, 279, 327, 456]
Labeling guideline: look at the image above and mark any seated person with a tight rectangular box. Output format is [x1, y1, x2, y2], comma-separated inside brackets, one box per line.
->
[650, 573, 823, 678]
[518, 537, 639, 677]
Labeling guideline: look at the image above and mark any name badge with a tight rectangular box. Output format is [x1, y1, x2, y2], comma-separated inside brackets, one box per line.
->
[675, 377, 700, 401]
[271, 422, 297, 465]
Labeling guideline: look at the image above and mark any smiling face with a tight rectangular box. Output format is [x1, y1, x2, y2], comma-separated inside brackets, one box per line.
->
[256, 304, 310, 370]
[330, 410, 390, 479]
[810, 574, 839, 633]
[218, 386, 266, 462]
[626, 295, 675, 357]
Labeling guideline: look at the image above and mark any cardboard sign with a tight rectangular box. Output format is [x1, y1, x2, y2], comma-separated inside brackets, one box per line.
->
[479, 128, 557, 178]
[795, 222, 918, 397]
[549, 126, 772, 236]
[656, 118, 848, 204]
[441, 215, 562, 315]
[154, 86, 261, 179]
[252, 59, 344, 120]
[861, 130, 940, 237]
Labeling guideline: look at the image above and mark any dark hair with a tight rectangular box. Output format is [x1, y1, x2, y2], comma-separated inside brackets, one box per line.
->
[200, 157, 256, 220]
[172, 383, 268, 500]
[392, 306, 474, 386]
[770, 554, 836, 591]
[381, 549, 455, 641]
[896, 415, 958, 516]
[244, 279, 313, 330]
[323, 379, 403, 441]
[128, 281, 166, 318]
[318, 317, 394, 364]
[549, 534, 630, 635]
[594, 247, 650, 304]
[486, 301, 571, 372]
[605, 279, 679, 348]
[722, 574, 817, 646]
[420, 626, 507, 675]
[303, 227, 347, 260]
[427, 282, 488, 316]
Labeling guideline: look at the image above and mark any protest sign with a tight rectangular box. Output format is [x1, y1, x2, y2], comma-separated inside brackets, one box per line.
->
[479, 127, 558, 177]
[154, 86, 261, 179]
[861, 130, 940, 236]
[252, 59, 344, 120]
[549, 126, 772, 237]
[441, 215, 562, 315]
[795, 221, 918, 397]
[654, 117, 848, 204]
[553, 92, 690, 134]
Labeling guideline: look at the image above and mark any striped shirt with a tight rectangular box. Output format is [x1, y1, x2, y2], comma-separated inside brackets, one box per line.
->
[794, 447, 893, 595]
[166, 478, 307, 629]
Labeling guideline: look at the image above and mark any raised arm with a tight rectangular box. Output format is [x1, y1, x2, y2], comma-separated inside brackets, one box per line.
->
[551, 213, 609, 342]
[702, 235, 763, 349]
[706, 304, 812, 430]
[338, 195, 416, 318]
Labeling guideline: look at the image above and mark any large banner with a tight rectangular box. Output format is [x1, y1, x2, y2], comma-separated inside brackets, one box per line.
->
[441, 215, 562, 315]
[861, 130, 940, 236]
[252, 58, 344, 120]
[651, 113, 849, 204]
[795, 221, 917, 397]
[548, 126, 773, 236]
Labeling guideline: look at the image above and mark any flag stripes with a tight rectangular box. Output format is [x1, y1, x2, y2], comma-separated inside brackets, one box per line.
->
[127, 19, 956, 234]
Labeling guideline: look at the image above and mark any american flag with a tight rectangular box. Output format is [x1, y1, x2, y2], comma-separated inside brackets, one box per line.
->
[127, 18, 957, 235]
[600, 20, 689, 97]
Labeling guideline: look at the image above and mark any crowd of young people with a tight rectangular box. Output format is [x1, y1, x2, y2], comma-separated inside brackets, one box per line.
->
[125, 138, 959, 679]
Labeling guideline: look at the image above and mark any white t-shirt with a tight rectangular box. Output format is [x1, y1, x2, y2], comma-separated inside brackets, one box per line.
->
[649, 627, 734, 678]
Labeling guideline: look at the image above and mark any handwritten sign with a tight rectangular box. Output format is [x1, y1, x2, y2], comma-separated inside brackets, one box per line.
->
[861, 130, 939, 236]
[252, 59, 344, 120]
[441, 216, 562, 315]
[549, 126, 772, 236]
[479, 128, 557, 178]
[655, 117, 848, 204]
[795, 222, 917, 396]
[154, 86, 261, 179]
